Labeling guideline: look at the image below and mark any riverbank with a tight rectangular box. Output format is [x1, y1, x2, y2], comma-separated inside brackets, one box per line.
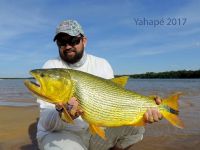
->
[0, 106, 39, 150]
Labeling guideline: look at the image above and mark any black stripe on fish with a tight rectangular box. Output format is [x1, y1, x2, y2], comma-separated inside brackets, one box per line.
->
[163, 105, 179, 115]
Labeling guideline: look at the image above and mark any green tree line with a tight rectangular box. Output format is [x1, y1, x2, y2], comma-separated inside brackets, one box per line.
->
[128, 70, 200, 79]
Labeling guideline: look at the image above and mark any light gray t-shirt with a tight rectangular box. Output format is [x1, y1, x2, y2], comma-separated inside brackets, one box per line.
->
[37, 52, 114, 141]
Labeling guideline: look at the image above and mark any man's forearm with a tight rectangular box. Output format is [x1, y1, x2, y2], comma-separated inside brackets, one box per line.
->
[40, 108, 64, 131]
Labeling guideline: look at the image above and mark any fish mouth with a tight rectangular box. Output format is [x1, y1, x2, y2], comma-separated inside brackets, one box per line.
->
[30, 80, 40, 87]
[24, 71, 42, 97]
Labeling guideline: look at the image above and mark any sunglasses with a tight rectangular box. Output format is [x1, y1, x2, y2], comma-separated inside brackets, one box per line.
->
[57, 36, 83, 47]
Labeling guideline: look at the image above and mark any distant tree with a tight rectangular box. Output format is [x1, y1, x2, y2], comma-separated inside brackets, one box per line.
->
[128, 70, 200, 79]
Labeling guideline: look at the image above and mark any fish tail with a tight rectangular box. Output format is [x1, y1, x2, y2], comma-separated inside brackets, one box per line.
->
[160, 92, 184, 128]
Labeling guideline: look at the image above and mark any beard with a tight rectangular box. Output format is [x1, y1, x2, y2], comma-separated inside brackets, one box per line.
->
[59, 47, 84, 64]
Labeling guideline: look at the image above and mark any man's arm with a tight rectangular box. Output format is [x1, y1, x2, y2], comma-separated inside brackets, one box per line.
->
[38, 107, 64, 131]
[38, 97, 83, 132]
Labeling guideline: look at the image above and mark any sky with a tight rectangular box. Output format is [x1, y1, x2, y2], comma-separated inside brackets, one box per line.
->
[0, 0, 200, 77]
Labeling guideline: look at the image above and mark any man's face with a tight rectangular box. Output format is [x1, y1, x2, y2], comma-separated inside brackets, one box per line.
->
[56, 34, 87, 64]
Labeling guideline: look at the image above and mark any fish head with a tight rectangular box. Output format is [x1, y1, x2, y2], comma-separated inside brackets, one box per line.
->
[24, 69, 74, 104]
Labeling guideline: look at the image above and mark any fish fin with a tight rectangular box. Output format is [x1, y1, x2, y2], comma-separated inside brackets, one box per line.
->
[89, 124, 107, 140]
[60, 104, 74, 124]
[111, 76, 129, 87]
[161, 111, 184, 128]
[162, 92, 182, 111]
[160, 92, 184, 128]
[131, 117, 146, 126]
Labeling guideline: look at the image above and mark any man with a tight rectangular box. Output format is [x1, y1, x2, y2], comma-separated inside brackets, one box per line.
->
[37, 20, 162, 150]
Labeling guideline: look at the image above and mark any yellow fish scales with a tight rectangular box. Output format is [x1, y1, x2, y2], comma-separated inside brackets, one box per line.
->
[71, 70, 156, 126]
[24, 68, 184, 139]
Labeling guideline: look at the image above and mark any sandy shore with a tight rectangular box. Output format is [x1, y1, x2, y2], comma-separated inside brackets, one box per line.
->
[0, 105, 200, 150]
[0, 106, 39, 150]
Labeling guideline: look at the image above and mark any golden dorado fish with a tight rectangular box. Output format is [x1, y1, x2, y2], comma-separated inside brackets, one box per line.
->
[24, 68, 184, 139]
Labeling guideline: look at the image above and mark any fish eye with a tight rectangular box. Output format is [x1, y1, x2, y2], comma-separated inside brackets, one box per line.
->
[40, 73, 45, 77]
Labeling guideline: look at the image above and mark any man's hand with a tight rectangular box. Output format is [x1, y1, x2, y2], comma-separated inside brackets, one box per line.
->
[55, 97, 83, 120]
[67, 97, 83, 119]
[144, 96, 163, 123]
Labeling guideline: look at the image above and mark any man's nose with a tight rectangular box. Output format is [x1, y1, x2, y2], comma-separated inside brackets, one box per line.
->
[64, 44, 73, 49]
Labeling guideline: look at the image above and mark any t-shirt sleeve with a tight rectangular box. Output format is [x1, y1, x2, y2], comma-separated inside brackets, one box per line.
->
[42, 60, 56, 69]
[101, 59, 114, 79]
